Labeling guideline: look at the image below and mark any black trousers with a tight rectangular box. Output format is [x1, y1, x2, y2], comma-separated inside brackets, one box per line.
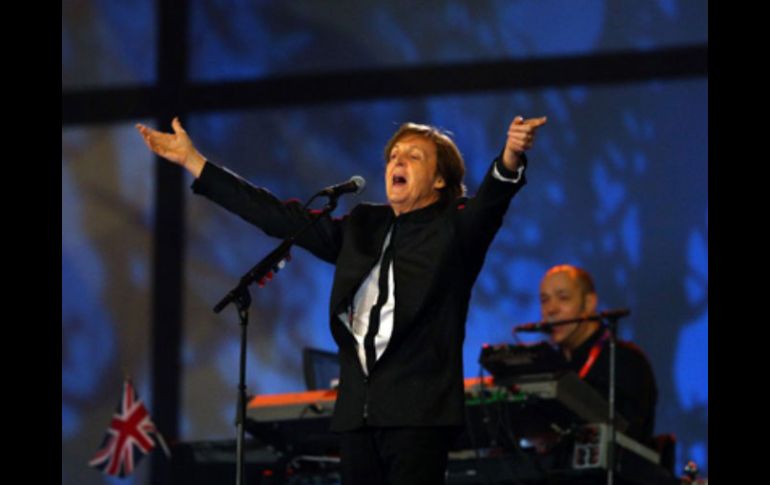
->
[339, 426, 461, 485]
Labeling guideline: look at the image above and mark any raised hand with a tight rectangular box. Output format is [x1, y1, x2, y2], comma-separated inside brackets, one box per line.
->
[503, 115, 548, 171]
[136, 117, 206, 178]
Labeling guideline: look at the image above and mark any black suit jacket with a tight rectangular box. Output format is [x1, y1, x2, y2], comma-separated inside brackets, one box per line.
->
[192, 156, 526, 431]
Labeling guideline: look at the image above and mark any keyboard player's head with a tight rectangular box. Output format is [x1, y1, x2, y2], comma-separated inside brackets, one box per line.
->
[539, 264, 598, 360]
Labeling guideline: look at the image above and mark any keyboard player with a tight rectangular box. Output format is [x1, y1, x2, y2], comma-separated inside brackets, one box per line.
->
[537, 264, 658, 447]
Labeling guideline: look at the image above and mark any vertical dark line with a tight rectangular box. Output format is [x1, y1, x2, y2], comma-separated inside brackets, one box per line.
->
[150, 0, 188, 483]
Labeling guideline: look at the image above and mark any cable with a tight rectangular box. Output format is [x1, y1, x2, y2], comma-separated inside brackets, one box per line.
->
[302, 194, 320, 210]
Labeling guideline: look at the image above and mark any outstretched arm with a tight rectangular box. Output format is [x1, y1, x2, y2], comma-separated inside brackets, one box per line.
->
[457, 114, 548, 273]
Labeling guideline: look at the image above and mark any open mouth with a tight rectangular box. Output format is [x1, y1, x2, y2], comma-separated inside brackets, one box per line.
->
[392, 175, 407, 187]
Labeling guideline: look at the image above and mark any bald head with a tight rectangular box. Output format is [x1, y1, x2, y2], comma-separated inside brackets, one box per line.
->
[542, 264, 596, 298]
[539, 264, 599, 353]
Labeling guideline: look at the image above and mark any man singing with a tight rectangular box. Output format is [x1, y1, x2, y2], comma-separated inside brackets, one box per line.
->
[137, 114, 547, 484]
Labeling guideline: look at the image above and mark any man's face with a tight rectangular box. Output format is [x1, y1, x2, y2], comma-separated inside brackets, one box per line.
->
[385, 134, 445, 215]
[539, 271, 595, 347]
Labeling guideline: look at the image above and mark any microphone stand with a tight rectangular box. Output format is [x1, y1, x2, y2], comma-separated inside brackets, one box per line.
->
[603, 312, 620, 485]
[513, 309, 629, 334]
[213, 194, 341, 485]
[513, 309, 629, 485]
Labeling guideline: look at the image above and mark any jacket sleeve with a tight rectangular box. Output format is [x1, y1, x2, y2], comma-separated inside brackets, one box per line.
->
[190, 161, 344, 264]
[455, 152, 527, 267]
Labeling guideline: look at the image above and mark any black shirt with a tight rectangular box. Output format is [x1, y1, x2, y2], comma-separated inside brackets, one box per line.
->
[562, 328, 658, 444]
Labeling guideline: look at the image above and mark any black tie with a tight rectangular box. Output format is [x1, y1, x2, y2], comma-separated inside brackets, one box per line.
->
[364, 232, 394, 375]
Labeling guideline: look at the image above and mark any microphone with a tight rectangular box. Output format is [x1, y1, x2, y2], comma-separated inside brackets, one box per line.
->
[515, 319, 554, 334]
[513, 308, 631, 334]
[317, 176, 366, 197]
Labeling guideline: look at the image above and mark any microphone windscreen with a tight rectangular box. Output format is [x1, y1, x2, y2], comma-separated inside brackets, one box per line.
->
[350, 175, 366, 194]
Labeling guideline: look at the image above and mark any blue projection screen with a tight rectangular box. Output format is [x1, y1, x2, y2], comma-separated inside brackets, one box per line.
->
[62, 122, 156, 485]
[188, 0, 708, 81]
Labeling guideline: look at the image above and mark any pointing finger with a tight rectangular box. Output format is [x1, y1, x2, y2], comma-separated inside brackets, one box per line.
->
[525, 116, 548, 128]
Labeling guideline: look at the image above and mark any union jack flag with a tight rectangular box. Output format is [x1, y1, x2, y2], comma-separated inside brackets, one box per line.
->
[89, 379, 168, 477]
